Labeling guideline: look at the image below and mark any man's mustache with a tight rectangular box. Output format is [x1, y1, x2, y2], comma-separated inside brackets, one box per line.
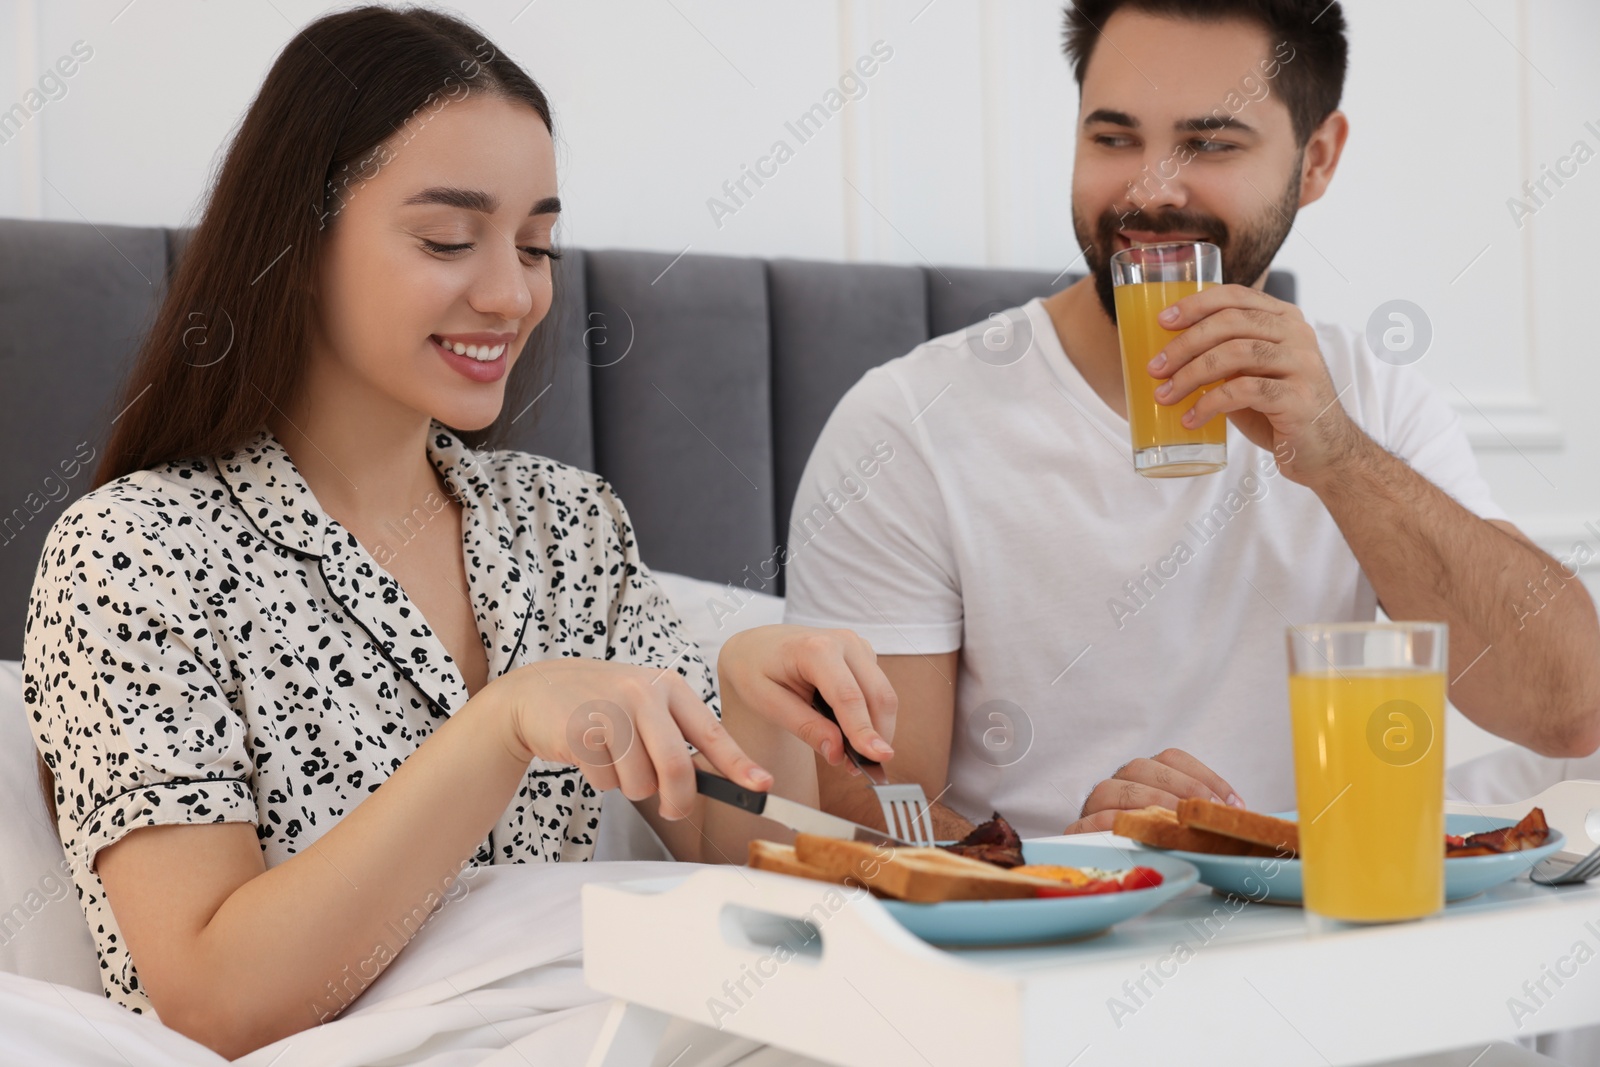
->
[1096, 210, 1228, 247]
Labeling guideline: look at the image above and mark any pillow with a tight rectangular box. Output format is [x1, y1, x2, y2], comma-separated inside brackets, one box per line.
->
[0, 661, 101, 992]
[650, 569, 786, 669]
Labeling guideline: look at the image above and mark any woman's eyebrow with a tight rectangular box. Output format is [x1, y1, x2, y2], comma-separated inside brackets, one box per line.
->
[400, 186, 562, 216]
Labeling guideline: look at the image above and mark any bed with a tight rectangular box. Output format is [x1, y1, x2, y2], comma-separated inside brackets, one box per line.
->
[15, 219, 1571, 1063]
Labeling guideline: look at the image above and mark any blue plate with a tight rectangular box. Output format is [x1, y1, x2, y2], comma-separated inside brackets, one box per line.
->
[1140, 812, 1564, 906]
[879, 841, 1198, 946]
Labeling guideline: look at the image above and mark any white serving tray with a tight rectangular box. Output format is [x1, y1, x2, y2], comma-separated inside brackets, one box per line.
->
[583, 834, 1600, 1066]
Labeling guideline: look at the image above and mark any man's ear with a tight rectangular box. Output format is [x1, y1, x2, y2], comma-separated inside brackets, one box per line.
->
[1298, 109, 1349, 209]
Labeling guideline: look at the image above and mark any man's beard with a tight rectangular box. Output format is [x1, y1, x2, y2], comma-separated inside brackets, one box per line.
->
[1073, 161, 1303, 322]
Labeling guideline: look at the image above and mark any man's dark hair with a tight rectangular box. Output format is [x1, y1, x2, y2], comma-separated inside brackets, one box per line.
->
[1061, 0, 1348, 145]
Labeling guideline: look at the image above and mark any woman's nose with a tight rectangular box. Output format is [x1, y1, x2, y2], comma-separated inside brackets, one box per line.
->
[469, 236, 536, 321]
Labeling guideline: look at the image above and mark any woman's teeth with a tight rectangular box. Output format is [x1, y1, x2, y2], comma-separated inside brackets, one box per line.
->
[437, 338, 506, 362]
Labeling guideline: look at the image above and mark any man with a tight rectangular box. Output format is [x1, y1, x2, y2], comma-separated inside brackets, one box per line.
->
[781, 0, 1600, 840]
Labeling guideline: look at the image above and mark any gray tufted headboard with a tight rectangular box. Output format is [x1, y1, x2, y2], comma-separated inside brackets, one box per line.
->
[0, 216, 1295, 659]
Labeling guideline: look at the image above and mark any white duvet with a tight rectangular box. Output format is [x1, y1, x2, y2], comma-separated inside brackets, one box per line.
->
[0, 860, 821, 1067]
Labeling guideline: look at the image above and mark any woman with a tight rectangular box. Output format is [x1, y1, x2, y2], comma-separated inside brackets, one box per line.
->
[23, 6, 897, 1058]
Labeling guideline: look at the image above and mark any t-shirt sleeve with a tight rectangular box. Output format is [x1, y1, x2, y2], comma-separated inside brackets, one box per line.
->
[24, 495, 256, 872]
[1332, 322, 1509, 524]
[781, 365, 963, 655]
[594, 478, 719, 714]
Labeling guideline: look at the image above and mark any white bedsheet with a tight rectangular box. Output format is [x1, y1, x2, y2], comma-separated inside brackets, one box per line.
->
[0, 860, 823, 1067]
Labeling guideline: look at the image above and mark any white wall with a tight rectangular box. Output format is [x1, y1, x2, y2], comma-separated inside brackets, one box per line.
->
[3, 0, 1596, 761]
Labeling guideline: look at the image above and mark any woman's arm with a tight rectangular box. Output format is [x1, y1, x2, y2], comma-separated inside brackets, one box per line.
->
[96, 690, 531, 1059]
[95, 656, 768, 1060]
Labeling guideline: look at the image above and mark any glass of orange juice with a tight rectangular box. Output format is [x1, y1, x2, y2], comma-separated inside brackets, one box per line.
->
[1287, 621, 1448, 922]
[1108, 240, 1226, 477]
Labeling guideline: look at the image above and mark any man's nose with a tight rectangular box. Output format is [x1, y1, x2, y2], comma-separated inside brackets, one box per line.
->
[1121, 144, 1190, 215]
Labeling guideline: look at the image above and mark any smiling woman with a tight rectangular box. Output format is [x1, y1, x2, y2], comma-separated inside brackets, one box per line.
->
[22, 5, 900, 1059]
[93, 9, 560, 478]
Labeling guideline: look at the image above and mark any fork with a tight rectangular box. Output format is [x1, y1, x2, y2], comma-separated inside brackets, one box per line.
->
[1531, 842, 1600, 887]
[811, 691, 937, 846]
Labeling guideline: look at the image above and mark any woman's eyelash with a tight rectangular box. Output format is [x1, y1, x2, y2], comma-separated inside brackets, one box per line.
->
[420, 239, 563, 261]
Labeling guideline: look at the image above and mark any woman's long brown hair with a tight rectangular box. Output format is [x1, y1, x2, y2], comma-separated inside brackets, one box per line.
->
[41, 5, 560, 831]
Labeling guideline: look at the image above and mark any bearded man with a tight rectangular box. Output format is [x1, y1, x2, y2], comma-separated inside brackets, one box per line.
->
[778, 0, 1600, 839]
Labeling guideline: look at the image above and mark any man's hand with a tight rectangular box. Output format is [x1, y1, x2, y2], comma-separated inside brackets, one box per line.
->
[717, 624, 898, 768]
[1149, 283, 1365, 488]
[1062, 748, 1244, 834]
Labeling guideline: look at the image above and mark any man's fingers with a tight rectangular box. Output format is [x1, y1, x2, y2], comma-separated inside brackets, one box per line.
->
[746, 676, 846, 764]
[1115, 756, 1223, 803]
[1156, 306, 1284, 376]
[1151, 748, 1242, 806]
[1072, 749, 1243, 834]
[1158, 338, 1285, 405]
[1063, 810, 1120, 835]
[804, 635, 893, 760]
[1082, 777, 1181, 815]
[1182, 375, 1297, 428]
[1158, 282, 1281, 331]
[839, 636, 898, 752]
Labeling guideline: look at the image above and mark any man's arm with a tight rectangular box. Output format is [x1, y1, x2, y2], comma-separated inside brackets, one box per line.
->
[1151, 282, 1600, 759]
[816, 650, 976, 841]
[1314, 439, 1600, 757]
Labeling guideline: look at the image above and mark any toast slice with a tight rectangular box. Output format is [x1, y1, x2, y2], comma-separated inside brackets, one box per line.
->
[748, 840, 857, 887]
[791, 834, 1059, 903]
[1176, 798, 1299, 856]
[1113, 805, 1275, 856]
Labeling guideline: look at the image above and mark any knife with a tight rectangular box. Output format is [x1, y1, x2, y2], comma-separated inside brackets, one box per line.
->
[694, 768, 912, 848]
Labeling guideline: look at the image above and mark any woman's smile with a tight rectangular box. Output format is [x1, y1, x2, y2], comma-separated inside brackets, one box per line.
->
[429, 331, 515, 383]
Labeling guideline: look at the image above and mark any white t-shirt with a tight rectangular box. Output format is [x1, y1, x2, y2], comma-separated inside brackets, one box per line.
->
[782, 297, 1506, 837]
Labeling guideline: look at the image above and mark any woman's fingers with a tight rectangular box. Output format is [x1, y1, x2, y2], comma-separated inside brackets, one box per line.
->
[664, 674, 770, 795]
[630, 693, 699, 820]
[607, 699, 660, 805]
[565, 698, 627, 794]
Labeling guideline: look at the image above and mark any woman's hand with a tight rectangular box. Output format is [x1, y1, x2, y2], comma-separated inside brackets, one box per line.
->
[1062, 748, 1244, 834]
[484, 657, 771, 822]
[716, 625, 899, 769]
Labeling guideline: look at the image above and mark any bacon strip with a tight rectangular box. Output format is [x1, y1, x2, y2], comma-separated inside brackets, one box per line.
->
[1445, 807, 1549, 857]
[942, 812, 1025, 869]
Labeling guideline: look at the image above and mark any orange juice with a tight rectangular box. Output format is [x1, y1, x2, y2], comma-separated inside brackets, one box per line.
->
[1289, 668, 1446, 921]
[1113, 279, 1226, 473]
